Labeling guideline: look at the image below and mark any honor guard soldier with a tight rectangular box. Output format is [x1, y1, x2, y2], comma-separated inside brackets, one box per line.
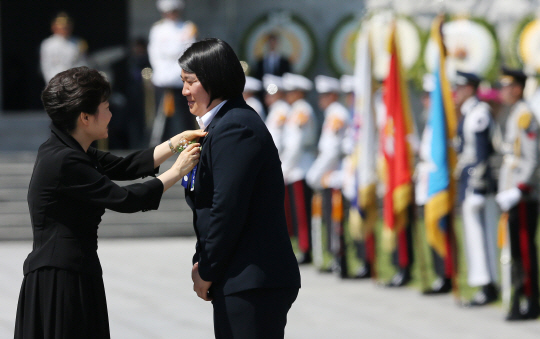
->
[148, 0, 197, 145]
[263, 75, 295, 241]
[282, 73, 318, 264]
[263, 74, 290, 156]
[307, 75, 351, 276]
[243, 76, 266, 119]
[453, 71, 499, 305]
[40, 12, 88, 83]
[495, 68, 540, 320]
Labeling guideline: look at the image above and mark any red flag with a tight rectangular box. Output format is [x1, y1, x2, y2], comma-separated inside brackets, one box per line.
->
[381, 24, 415, 266]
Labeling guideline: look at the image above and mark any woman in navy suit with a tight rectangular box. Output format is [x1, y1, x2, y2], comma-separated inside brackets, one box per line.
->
[180, 38, 301, 339]
[15, 66, 204, 338]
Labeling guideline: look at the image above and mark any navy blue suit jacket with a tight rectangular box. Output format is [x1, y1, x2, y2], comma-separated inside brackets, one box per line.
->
[185, 96, 301, 296]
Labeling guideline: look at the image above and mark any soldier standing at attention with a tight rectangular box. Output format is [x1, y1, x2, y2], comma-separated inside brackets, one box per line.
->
[263, 74, 289, 156]
[148, 0, 197, 145]
[453, 71, 499, 306]
[263, 74, 295, 239]
[307, 75, 350, 275]
[40, 12, 88, 84]
[243, 76, 266, 119]
[281, 73, 318, 265]
[495, 67, 540, 321]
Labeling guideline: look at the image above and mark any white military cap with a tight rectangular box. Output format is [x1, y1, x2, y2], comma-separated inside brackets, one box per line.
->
[157, 0, 185, 12]
[315, 75, 341, 94]
[262, 74, 284, 94]
[244, 76, 262, 92]
[340, 75, 354, 93]
[282, 72, 313, 92]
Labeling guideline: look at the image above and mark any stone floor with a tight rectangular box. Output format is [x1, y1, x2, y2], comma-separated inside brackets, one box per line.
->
[2, 238, 540, 339]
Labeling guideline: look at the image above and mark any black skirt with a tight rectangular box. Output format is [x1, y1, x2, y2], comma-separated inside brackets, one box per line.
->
[14, 267, 110, 339]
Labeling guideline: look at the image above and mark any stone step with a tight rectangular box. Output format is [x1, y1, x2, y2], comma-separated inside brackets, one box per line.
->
[0, 152, 196, 240]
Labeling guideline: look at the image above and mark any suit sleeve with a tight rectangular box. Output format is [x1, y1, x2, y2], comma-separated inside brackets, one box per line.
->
[89, 147, 159, 181]
[197, 122, 263, 282]
[58, 150, 163, 213]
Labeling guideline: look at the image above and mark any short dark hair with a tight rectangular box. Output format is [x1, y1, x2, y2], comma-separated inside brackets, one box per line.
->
[41, 66, 111, 134]
[178, 38, 245, 106]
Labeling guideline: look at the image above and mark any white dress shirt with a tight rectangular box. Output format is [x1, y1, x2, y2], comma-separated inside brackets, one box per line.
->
[196, 100, 228, 130]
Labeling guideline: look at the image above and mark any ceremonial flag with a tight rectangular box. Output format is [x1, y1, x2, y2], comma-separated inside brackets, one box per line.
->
[381, 23, 415, 267]
[424, 15, 458, 278]
[346, 24, 377, 268]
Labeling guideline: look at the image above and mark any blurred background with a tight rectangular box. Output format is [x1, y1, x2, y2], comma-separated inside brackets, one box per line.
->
[1, 0, 538, 148]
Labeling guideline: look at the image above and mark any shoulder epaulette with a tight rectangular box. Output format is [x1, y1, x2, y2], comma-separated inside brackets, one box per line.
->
[518, 111, 533, 130]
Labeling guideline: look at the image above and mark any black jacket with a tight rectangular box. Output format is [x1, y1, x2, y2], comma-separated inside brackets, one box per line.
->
[186, 96, 301, 296]
[23, 124, 164, 275]
[254, 55, 291, 79]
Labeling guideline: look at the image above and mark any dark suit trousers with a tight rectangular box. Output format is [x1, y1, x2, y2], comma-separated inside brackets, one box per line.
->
[212, 287, 299, 339]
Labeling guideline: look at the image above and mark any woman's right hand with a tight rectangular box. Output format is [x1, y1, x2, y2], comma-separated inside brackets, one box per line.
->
[172, 143, 201, 177]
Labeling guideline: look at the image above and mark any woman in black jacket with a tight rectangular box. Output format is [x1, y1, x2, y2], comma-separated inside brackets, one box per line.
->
[14, 66, 204, 339]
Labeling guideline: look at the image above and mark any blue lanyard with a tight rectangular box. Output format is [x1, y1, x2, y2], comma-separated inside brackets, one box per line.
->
[190, 165, 197, 191]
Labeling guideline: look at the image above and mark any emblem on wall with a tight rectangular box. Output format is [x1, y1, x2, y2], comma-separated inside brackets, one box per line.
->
[327, 15, 362, 76]
[239, 11, 317, 75]
[516, 16, 540, 73]
[365, 11, 424, 81]
[424, 17, 499, 82]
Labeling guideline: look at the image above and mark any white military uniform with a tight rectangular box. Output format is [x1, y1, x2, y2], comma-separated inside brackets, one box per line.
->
[244, 76, 265, 119]
[147, 13, 197, 145]
[498, 100, 539, 194]
[455, 96, 499, 287]
[148, 18, 196, 89]
[40, 34, 87, 83]
[266, 100, 289, 155]
[263, 74, 289, 156]
[306, 76, 350, 190]
[496, 98, 540, 316]
[281, 73, 317, 262]
[281, 98, 317, 183]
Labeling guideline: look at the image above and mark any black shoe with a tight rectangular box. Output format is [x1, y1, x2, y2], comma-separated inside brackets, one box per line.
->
[354, 264, 372, 279]
[386, 268, 411, 287]
[422, 278, 452, 295]
[466, 284, 499, 307]
[505, 311, 529, 321]
[525, 299, 540, 320]
[504, 295, 540, 321]
[297, 252, 312, 265]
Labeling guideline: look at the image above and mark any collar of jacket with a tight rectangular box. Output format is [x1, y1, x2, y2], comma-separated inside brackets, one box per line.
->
[201, 95, 247, 145]
[50, 123, 88, 154]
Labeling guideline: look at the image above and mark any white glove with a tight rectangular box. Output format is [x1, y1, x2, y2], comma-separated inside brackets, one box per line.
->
[495, 187, 522, 212]
[325, 171, 343, 189]
[465, 193, 486, 210]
